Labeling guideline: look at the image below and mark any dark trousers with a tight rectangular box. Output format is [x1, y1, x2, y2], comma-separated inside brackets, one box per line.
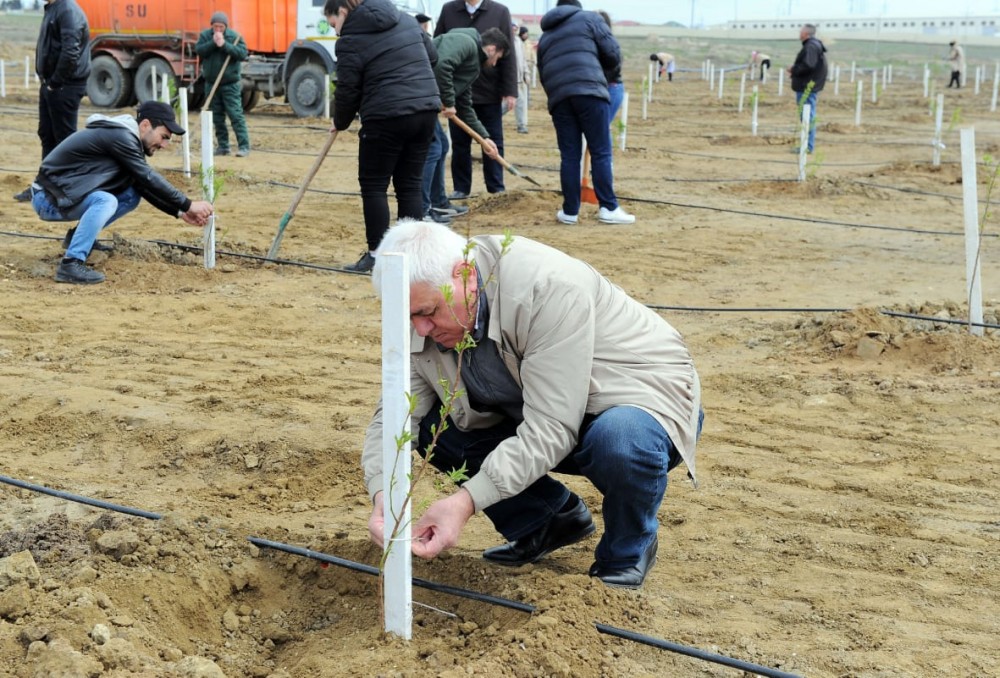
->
[448, 102, 506, 194]
[949, 70, 961, 88]
[38, 82, 86, 158]
[357, 110, 436, 251]
[211, 81, 250, 151]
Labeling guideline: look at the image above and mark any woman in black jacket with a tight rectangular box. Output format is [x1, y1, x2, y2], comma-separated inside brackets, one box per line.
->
[325, 0, 441, 272]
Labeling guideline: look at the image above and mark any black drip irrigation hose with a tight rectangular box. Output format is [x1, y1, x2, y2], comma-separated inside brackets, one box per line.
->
[648, 305, 1000, 330]
[247, 537, 535, 614]
[1, 472, 807, 675]
[0, 474, 163, 520]
[596, 623, 803, 678]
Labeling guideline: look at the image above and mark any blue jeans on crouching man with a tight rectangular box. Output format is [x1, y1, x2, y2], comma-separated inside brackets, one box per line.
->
[418, 402, 704, 569]
[32, 187, 141, 261]
[550, 95, 619, 217]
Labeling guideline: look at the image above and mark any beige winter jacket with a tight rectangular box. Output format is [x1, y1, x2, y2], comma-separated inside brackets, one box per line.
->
[361, 236, 702, 512]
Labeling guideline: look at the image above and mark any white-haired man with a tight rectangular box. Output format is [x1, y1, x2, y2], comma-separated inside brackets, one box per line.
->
[360, 219, 703, 589]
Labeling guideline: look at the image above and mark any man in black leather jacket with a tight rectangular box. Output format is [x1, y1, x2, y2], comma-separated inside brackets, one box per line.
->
[14, 0, 92, 203]
[31, 101, 214, 285]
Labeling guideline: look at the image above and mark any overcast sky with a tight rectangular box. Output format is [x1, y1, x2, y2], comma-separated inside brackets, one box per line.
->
[477, 1, 1000, 26]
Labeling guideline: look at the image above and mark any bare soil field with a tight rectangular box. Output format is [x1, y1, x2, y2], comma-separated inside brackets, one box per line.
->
[2, 20, 999, 678]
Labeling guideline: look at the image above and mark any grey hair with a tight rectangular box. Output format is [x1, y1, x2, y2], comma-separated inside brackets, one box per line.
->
[371, 219, 469, 297]
[802, 24, 817, 37]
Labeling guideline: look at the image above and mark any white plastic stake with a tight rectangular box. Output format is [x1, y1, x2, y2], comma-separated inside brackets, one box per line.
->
[855, 80, 863, 126]
[850, 60, 856, 83]
[738, 72, 746, 112]
[709, 61, 715, 91]
[777, 68, 784, 97]
[717, 67, 724, 99]
[959, 128, 985, 336]
[798, 103, 810, 182]
[151, 66, 158, 101]
[751, 85, 758, 136]
[531, 63, 537, 88]
[641, 77, 647, 120]
[380, 251, 413, 638]
[647, 62, 654, 103]
[834, 65, 840, 96]
[923, 64, 930, 98]
[871, 69, 877, 103]
[200, 114, 216, 270]
[160, 75, 169, 104]
[882, 65, 888, 92]
[324, 72, 331, 120]
[24, 56, 30, 89]
[179, 87, 191, 178]
[619, 92, 628, 151]
[932, 93, 944, 167]
[974, 66, 982, 95]
[762, 63, 769, 84]
[992, 63, 1000, 112]
[888, 64, 893, 85]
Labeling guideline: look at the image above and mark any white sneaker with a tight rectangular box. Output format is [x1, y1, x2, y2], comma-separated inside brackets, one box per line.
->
[598, 206, 635, 224]
[556, 209, 578, 225]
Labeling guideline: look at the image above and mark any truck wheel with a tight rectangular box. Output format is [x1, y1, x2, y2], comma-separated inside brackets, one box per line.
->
[287, 63, 328, 118]
[135, 57, 174, 103]
[242, 87, 261, 113]
[87, 55, 133, 108]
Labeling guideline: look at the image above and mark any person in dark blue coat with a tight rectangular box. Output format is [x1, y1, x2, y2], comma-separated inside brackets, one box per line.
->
[536, 0, 634, 225]
[325, 0, 441, 273]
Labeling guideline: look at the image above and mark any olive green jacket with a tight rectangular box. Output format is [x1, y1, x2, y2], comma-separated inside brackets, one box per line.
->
[195, 27, 247, 86]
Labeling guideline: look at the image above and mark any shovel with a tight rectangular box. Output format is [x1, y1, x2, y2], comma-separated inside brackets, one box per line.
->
[581, 148, 597, 205]
[449, 115, 541, 188]
[266, 130, 338, 260]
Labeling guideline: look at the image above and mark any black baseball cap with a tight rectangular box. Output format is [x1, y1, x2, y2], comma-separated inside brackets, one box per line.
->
[415, 13, 431, 23]
[137, 100, 186, 136]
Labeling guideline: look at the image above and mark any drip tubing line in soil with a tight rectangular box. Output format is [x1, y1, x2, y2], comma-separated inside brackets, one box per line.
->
[247, 537, 536, 614]
[647, 305, 1000, 330]
[0, 475, 163, 520]
[852, 179, 1000, 205]
[624, 196, 996, 237]
[595, 623, 802, 678]
[1, 469, 816, 669]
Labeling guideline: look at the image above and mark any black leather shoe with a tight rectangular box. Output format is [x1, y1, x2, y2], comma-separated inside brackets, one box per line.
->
[589, 535, 658, 589]
[482, 499, 595, 566]
[343, 251, 375, 273]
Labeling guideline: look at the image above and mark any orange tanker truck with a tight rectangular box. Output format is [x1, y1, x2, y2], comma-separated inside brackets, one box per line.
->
[78, 0, 340, 117]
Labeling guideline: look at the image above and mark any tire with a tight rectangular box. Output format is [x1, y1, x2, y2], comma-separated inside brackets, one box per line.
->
[241, 86, 260, 113]
[286, 63, 328, 118]
[86, 55, 133, 108]
[134, 57, 174, 103]
[187, 77, 206, 111]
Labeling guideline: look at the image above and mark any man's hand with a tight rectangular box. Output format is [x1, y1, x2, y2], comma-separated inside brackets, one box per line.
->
[441, 106, 457, 119]
[410, 489, 475, 560]
[368, 491, 386, 548]
[481, 138, 500, 161]
[181, 200, 214, 226]
[213, 31, 225, 47]
[502, 95, 517, 114]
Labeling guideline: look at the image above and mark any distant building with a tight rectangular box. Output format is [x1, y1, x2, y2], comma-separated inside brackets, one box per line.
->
[721, 16, 999, 38]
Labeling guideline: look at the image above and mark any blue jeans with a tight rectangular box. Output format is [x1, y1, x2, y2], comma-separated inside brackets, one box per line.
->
[607, 81, 624, 126]
[419, 403, 704, 568]
[550, 95, 617, 216]
[421, 119, 450, 214]
[32, 186, 141, 261]
[795, 90, 819, 152]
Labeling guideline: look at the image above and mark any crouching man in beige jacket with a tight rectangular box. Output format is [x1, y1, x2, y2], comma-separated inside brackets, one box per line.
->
[361, 219, 703, 589]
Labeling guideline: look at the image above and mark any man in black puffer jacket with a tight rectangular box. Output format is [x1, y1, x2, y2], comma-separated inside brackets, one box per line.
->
[434, 0, 517, 198]
[537, 0, 633, 226]
[14, 0, 91, 203]
[327, 0, 441, 273]
[787, 23, 827, 154]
